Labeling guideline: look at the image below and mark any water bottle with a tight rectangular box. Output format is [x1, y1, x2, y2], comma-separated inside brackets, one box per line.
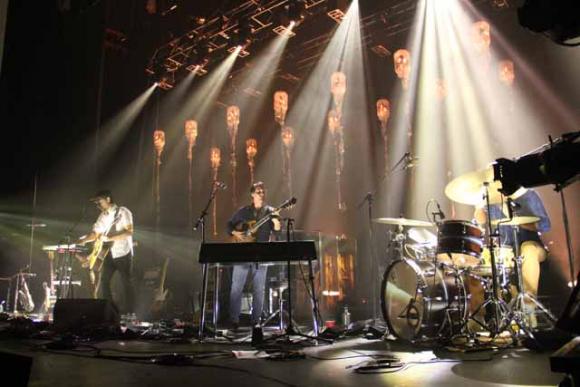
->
[342, 306, 351, 329]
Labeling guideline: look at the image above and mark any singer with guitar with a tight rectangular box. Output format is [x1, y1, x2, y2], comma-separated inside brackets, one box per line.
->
[227, 181, 282, 329]
[77, 190, 135, 315]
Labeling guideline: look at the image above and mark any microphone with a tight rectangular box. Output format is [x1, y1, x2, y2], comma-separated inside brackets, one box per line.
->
[214, 181, 227, 190]
[506, 198, 515, 219]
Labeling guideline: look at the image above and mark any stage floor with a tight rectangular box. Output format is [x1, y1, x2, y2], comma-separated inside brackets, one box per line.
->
[0, 327, 565, 387]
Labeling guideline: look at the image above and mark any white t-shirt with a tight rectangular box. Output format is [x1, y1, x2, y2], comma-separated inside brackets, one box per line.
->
[92, 205, 134, 258]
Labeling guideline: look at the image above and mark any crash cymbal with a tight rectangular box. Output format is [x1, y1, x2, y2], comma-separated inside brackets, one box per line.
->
[445, 167, 506, 206]
[372, 217, 434, 227]
[491, 216, 540, 227]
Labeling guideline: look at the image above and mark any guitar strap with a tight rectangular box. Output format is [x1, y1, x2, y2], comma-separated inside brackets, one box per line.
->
[104, 206, 122, 236]
[102, 206, 122, 255]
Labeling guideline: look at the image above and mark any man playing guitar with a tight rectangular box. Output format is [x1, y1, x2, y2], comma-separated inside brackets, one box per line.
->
[227, 181, 281, 329]
[77, 190, 135, 315]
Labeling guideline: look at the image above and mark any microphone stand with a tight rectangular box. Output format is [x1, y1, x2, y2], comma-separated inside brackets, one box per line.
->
[263, 217, 332, 344]
[547, 135, 577, 289]
[356, 152, 411, 327]
[56, 205, 87, 299]
[195, 183, 220, 341]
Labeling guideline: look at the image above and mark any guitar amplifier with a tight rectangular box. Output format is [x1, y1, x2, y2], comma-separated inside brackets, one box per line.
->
[53, 299, 119, 332]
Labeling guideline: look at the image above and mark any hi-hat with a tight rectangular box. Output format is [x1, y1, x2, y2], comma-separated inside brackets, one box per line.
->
[491, 216, 540, 227]
[372, 217, 434, 227]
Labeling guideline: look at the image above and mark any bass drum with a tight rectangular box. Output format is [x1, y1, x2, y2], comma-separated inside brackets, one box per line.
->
[381, 259, 467, 342]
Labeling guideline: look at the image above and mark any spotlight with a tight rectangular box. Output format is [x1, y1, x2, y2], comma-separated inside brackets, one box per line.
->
[518, 0, 580, 46]
[287, 0, 305, 23]
[233, 18, 252, 48]
[187, 44, 210, 68]
[493, 131, 580, 195]
[227, 44, 249, 58]
[156, 71, 175, 90]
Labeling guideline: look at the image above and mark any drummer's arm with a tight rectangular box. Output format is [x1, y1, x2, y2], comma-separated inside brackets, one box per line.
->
[474, 207, 487, 225]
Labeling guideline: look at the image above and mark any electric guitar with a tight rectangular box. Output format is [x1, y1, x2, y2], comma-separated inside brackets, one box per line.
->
[150, 258, 170, 315]
[232, 197, 296, 243]
[40, 252, 57, 316]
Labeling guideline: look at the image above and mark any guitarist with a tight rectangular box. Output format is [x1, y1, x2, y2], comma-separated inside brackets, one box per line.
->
[77, 190, 135, 315]
[227, 181, 281, 329]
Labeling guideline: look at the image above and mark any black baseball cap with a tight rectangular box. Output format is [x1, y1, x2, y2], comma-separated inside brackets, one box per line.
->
[89, 189, 114, 202]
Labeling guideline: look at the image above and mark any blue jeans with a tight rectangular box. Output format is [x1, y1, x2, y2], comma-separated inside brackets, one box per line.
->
[229, 264, 267, 324]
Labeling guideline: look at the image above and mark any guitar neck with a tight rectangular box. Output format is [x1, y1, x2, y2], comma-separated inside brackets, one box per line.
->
[248, 215, 272, 235]
[158, 258, 169, 290]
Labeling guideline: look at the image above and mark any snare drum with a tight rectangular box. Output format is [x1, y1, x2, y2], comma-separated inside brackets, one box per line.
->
[437, 220, 483, 267]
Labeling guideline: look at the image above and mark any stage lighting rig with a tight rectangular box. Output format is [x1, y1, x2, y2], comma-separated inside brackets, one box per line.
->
[326, 0, 351, 23]
[518, 0, 580, 46]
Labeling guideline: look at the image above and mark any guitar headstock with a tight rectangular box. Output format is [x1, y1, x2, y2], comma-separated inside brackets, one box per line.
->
[279, 197, 297, 211]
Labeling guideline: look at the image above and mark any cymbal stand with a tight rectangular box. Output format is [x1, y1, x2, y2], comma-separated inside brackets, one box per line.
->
[506, 225, 556, 335]
[467, 183, 509, 336]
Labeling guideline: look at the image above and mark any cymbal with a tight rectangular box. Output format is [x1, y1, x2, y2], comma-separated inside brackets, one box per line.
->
[445, 167, 505, 205]
[491, 216, 540, 226]
[372, 217, 434, 227]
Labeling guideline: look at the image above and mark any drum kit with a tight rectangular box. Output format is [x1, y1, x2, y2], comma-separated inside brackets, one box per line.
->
[376, 167, 556, 344]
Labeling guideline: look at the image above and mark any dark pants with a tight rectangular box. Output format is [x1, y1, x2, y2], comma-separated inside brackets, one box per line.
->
[100, 252, 135, 313]
[229, 264, 267, 325]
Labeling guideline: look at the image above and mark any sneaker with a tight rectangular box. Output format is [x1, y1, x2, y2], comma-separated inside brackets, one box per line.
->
[225, 321, 240, 331]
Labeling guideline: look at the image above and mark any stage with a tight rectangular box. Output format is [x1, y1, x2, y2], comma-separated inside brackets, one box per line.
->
[0, 323, 567, 387]
[1, 1, 579, 386]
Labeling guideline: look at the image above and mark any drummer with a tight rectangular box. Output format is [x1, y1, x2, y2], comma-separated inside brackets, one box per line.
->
[474, 188, 551, 316]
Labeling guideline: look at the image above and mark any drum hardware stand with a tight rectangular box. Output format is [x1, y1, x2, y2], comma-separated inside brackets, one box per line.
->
[505, 223, 556, 338]
[466, 183, 510, 337]
[195, 182, 221, 341]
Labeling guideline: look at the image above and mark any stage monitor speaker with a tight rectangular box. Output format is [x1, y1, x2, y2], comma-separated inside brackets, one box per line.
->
[0, 351, 32, 387]
[557, 272, 580, 335]
[53, 299, 119, 332]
